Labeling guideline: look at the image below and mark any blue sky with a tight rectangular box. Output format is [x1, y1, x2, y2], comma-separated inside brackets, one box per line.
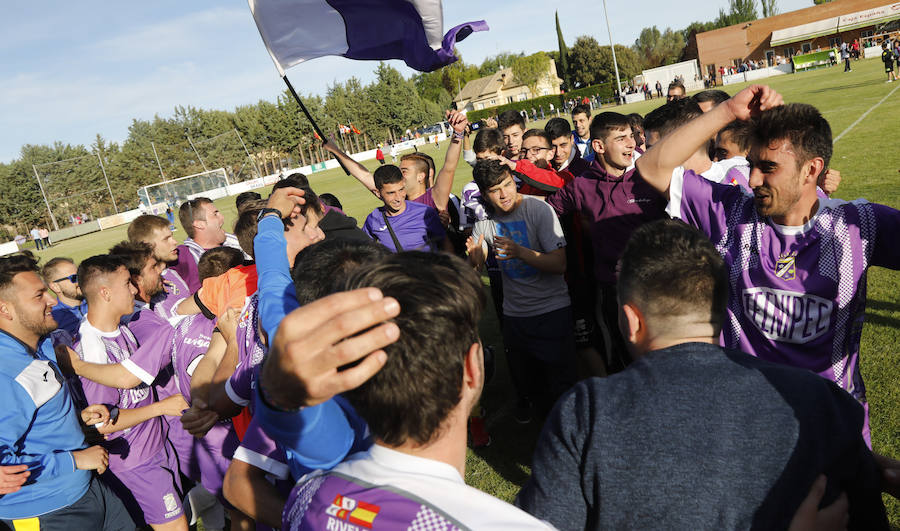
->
[0, 0, 811, 163]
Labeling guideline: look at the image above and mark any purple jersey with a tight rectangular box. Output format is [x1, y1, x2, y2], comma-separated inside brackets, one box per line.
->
[168, 313, 235, 498]
[232, 416, 291, 491]
[669, 169, 900, 409]
[547, 161, 667, 284]
[410, 187, 436, 209]
[75, 321, 164, 472]
[151, 268, 191, 324]
[225, 295, 266, 412]
[363, 201, 445, 252]
[126, 309, 178, 397]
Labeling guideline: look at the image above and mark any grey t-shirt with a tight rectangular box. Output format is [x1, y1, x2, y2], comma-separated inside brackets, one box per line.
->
[472, 196, 570, 317]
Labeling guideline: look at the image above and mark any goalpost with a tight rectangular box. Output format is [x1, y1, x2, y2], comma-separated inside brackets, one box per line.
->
[137, 167, 230, 209]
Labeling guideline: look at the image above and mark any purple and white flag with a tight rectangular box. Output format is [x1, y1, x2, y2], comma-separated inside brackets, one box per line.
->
[248, 0, 488, 74]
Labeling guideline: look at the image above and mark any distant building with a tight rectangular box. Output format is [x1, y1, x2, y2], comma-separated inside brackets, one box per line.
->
[452, 59, 563, 113]
[685, 0, 900, 81]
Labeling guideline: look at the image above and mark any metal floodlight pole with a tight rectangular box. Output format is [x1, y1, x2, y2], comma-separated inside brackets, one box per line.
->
[234, 128, 263, 179]
[31, 164, 59, 231]
[602, 0, 622, 103]
[95, 152, 119, 214]
[151, 142, 166, 181]
[186, 135, 209, 172]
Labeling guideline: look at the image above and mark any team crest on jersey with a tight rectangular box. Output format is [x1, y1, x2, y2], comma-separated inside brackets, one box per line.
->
[163, 279, 180, 296]
[325, 494, 380, 529]
[775, 255, 796, 281]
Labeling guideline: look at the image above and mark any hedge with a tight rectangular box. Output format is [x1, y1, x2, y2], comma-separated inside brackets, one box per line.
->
[465, 82, 614, 123]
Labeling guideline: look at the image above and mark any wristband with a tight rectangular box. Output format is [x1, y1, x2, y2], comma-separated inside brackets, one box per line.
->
[452, 131, 465, 140]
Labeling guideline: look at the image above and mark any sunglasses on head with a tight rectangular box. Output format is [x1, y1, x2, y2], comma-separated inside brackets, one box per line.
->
[53, 274, 77, 284]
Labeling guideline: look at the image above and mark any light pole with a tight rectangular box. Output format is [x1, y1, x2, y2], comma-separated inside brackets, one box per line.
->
[602, 0, 622, 103]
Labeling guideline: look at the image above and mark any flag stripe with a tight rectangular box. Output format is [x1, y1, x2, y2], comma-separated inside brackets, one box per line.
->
[249, 0, 349, 75]
[249, 0, 488, 73]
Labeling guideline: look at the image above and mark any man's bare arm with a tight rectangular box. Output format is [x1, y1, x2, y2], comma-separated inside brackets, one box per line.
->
[322, 140, 377, 194]
[431, 110, 469, 211]
[636, 84, 783, 199]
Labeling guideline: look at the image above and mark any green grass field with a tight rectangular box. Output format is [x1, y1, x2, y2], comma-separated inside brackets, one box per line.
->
[25, 56, 900, 524]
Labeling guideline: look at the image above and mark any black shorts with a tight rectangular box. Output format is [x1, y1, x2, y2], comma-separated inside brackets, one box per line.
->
[885, 62, 894, 73]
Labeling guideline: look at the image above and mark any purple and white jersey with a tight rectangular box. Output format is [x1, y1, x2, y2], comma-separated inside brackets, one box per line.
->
[668, 168, 900, 405]
[232, 416, 291, 488]
[701, 159, 751, 190]
[170, 313, 216, 403]
[168, 313, 236, 497]
[462, 180, 488, 225]
[150, 268, 191, 325]
[224, 295, 266, 411]
[125, 309, 178, 395]
[282, 445, 552, 530]
[75, 320, 164, 471]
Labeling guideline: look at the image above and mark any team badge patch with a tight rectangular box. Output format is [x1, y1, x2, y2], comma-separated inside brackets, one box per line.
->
[326, 494, 380, 529]
[775, 255, 796, 281]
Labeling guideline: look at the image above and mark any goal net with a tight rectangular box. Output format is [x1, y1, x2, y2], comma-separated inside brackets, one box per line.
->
[33, 153, 119, 227]
[137, 168, 229, 208]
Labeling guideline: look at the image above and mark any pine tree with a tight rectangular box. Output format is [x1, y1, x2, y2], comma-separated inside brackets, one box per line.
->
[556, 12, 570, 89]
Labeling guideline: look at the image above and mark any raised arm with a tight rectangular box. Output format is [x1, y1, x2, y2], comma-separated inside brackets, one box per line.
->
[322, 139, 377, 194]
[431, 110, 469, 211]
[636, 84, 783, 198]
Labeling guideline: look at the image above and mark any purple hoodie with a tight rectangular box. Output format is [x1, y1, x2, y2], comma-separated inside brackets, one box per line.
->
[547, 160, 667, 284]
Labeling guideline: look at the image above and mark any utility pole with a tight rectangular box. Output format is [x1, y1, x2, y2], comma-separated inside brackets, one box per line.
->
[602, 0, 622, 103]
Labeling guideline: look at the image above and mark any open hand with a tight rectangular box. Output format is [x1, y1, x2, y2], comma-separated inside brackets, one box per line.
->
[260, 288, 400, 410]
[266, 186, 306, 219]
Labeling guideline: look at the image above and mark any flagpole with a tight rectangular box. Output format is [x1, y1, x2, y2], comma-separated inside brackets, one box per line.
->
[281, 75, 350, 175]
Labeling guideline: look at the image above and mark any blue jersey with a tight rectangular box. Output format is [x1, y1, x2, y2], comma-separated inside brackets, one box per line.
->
[0, 330, 90, 519]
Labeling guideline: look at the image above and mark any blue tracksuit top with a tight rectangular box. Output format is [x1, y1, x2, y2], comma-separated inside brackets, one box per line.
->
[0, 329, 90, 519]
[253, 215, 370, 478]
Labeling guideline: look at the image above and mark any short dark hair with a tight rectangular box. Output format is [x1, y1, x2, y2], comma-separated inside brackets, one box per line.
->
[273, 172, 310, 189]
[642, 99, 703, 139]
[544, 117, 571, 141]
[178, 197, 213, 239]
[373, 165, 404, 190]
[40, 256, 74, 284]
[750, 103, 832, 170]
[627, 113, 644, 133]
[127, 215, 170, 244]
[0, 251, 39, 295]
[291, 239, 389, 305]
[270, 175, 322, 216]
[473, 159, 511, 193]
[77, 254, 128, 300]
[498, 109, 525, 132]
[589, 112, 631, 142]
[571, 104, 591, 119]
[198, 246, 244, 282]
[618, 219, 727, 333]
[522, 128, 551, 147]
[692, 90, 730, 107]
[718, 120, 753, 154]
[319, 193, 343, 211]
[400, 153, 431, 184]
[109, 241, 153, 277]
[472, 128, 504, 155]
[235, 191, 262, 212]
[233, 199, 272, 260]
[341, 251, 485, 446]
[668, 81, 686, 94]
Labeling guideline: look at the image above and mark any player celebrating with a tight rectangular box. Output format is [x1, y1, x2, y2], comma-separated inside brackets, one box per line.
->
[635, 84, 900, 446]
